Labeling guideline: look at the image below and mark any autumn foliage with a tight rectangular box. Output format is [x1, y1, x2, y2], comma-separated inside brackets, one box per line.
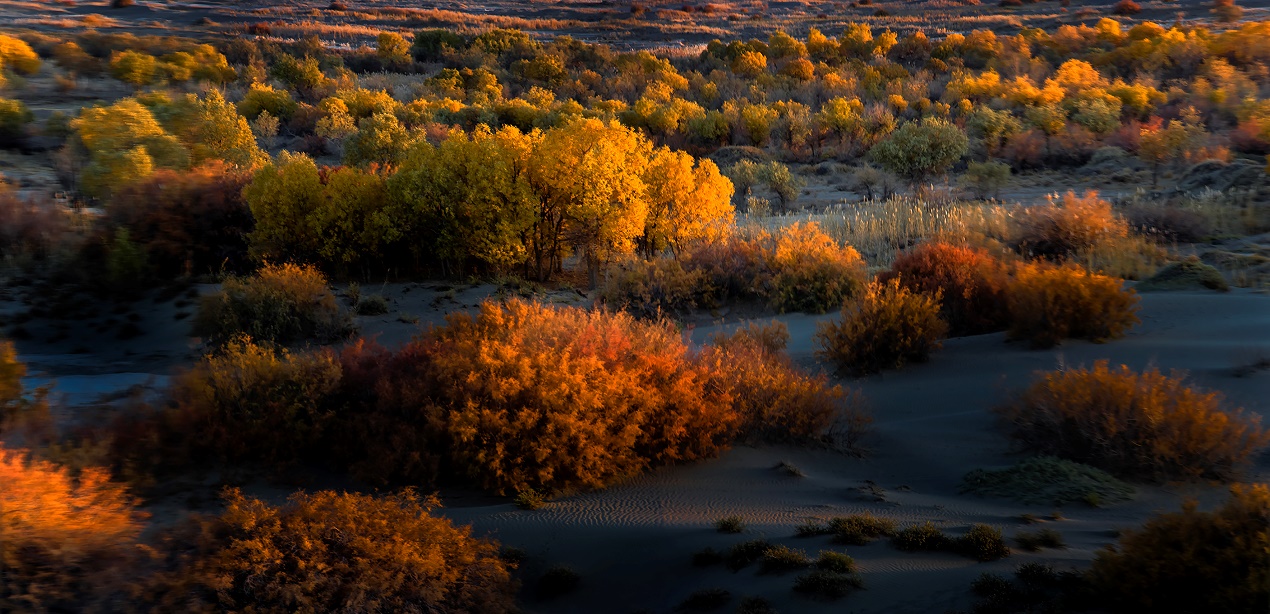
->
[0, 447, 147, 613]
[1005, 262, 1139, 348]
[816, 278, 949, 375]
[996, 361, 1269, 481]
[193, 262, 354, 346]
[145, 489, 516, 614]
[881, 241, 1012, 335]
[1013, 190, 1129, 262]
[1089, 484, 1270, 614]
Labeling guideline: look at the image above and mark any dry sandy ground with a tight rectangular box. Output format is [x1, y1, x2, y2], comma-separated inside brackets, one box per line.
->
[7, 283, 1268, 612]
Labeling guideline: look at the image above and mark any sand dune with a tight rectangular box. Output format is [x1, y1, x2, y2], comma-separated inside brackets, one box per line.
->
[443, 289, 1270, 613]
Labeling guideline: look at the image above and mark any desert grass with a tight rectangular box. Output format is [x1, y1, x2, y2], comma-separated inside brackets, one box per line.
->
[960, 456, 1135, 506]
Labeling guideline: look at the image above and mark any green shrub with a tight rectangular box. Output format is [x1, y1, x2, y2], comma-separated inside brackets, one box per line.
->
[725, 539, 773, 571]
[828, 513, 897, 545]
[1089, 484, 1270, 614]
[892, 522, 951, 552]
[792, 569, 865, 600]
[1005, 262, 1139, 349]
[1014, 528, 1066, 552]
[144, 489, 515, 612]
[193, 262, 355, 347]
[355, 293, 390, 315]
[995, 361, 1269, 481]
[960, 160, 1011, 200]
[758, 545, 812, 574]
[816, 278, 948, 375]
[960, 456, 1134, 506]
[956, 524, 1011, 561]
[0, 98, 32, 146]
[815, 550, 857, 573]
[1137, 257, 1229, 292]
[715, 515, 745, 533]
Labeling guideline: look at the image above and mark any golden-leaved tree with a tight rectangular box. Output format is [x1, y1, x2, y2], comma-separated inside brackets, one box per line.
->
[641, 147, 734, 257]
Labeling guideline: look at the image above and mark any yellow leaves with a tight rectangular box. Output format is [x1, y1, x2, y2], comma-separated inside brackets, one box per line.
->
[643, 147, 734, 256]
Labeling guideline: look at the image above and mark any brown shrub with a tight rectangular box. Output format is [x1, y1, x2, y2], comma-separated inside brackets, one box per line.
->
[881, 241, 1012, 335]
[0, 188, 74, 266]
[193, 262, 354, 347]
[1005, 262, 1139, 348]
[1112, 0, 1141, 14]
[144, 489, 516, 613]
[682, 232, 768, 303]
[598, 257, 713, 319]
[108, 162, 253, 279]
[1014, 191, 1129, 261]
[0, 447, 146, 613]
[1089, 484, 1270, 614]
[816, 278, 948, 375]
[996, 361, 1269, 481]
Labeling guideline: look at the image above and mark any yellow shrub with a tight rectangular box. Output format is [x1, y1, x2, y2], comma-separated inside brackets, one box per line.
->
[193, 262, 354, 346]
[996, 361, 1269, 481]
[816, 278, 948, 375]
[1014, 190, 1130, 261]
[766, 222, 868, 314]
[1005, 262, 1139, 348]
[0, 447, 145, 612]
[1089, 484, 1270, 613]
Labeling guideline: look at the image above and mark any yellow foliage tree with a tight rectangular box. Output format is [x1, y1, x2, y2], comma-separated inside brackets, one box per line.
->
[642, 147, 734, 257]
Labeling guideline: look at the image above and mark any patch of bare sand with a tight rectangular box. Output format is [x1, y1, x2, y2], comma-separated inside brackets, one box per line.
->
[442, 289, 1269, 613]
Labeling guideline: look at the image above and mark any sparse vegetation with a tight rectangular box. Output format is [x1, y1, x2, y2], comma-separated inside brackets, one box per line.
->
[961, 456, 1135, 506]
[715, 515, 746, 533]
[193, 262, 355, 347]
[816, 278, 948, 375]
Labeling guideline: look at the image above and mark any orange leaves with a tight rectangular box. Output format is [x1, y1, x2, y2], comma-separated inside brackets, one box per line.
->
[882, 241, 1012, 336]
[815, 277, 949, 375]
[997, 361, 1269, 481]
[1005, 261, 1139, 348]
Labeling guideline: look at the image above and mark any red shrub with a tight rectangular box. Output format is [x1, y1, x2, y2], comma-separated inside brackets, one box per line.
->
[881, 241, 1012, 335]
[1112, 0, 1140, 14]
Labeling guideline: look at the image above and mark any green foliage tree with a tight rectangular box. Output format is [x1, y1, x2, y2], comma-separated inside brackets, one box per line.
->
[0, 98, 32, 147]
[960, 160, 1010, 199]
[109, 50, 157, 87]
[376, 32, 412, 70]
[73, 99, 188, 200]
[343, 111, 411, 166]
[166, 90, 268, 169]
[868, 117, 969, 186]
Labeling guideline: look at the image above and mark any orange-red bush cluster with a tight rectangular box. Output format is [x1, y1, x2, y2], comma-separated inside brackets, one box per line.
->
[881, 242, 1012, 336]
[996, 361, 1269, 481]
[1005, 261, 1139, 348]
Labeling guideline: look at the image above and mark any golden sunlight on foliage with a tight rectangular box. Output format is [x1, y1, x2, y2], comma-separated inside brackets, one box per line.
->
[145, 489, 517, 614]
[0, 447, 146, 612]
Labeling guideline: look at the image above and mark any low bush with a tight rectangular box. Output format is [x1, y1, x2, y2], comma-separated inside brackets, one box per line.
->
[193, 262, 355, 346]
[598, 257, 712, 318]
[956, 524, 1011, 562]
[1014, 528, 1066, 552]
[816, 278, 948, 375]
[882, 241, 1012, 335]
[0, 448, 146, 613]
[1005, 262, 1139, 349]
[967, 565, 1094, 614]
[725, 539, 774, 571]
[1112, 0, 1141, 14]
[1014, 191, 1129, 261]
[758, 544, 812, 574]
[960, 456, 1134, 506]
[1089, 484, 1270, 614]
[354, 293, 390, 315]
[795, 520, 830, 537]
[816, 550, 857, 573]
[145, 489, 516, 613]
[169, 336, 342, 467]
[715, 515, 745, 533]
[892, 522, 951, 552]
[995, 361, 1269, 481]
[1137, 257, 1229, 292]
[828, 513, 897, 545]
[514, 488, 547, 510]
[764, 222, 868, 314]
[792, 569, 865, 600]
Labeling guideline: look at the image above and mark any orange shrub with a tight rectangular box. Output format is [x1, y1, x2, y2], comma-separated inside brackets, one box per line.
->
[1014, 191, 1129, 261]
[705, 321, 866, 448]
[193, 262, 354, 346]
[881, 241, 1012, 336]
[996, 361, 1270, 481]
[1005, 262, 1139, 348]
[0, 447, 146, 612]
[422, 299, 736, 493]
[1089, 484, 1270, 614]
[816, 278, 948, 375]
[145, 489, 516, 613]
[681, 231, 768, 303]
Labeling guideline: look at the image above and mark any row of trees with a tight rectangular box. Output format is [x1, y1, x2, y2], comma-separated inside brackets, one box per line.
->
[245, 119, 733, 280]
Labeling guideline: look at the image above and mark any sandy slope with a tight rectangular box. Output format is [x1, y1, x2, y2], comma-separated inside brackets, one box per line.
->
[442, 289, 1270, 614]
